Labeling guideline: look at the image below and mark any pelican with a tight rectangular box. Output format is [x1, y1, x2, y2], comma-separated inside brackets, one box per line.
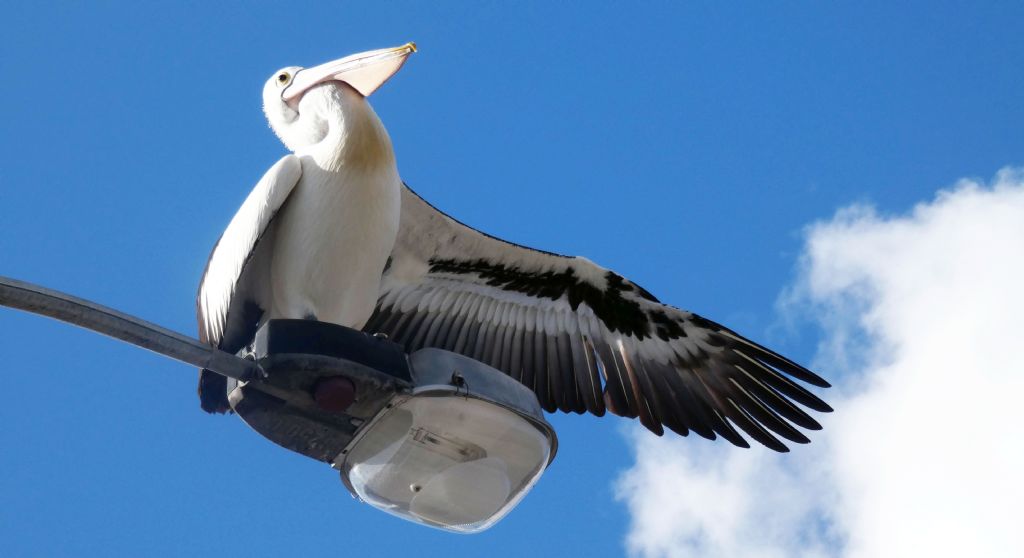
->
[198, 44, 831, 452]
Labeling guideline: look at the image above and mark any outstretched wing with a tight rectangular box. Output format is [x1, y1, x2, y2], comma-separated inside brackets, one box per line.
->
[196, 154, 302, 412]
[364, 185, 831, 451]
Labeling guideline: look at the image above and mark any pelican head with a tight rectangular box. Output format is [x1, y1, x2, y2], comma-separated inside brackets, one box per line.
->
[262, 43, 416, 156]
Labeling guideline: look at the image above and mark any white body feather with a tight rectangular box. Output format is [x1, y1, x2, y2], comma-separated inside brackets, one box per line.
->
[269, 155, 399, 326]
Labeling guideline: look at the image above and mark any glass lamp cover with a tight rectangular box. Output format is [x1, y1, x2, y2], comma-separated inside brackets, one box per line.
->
[340, 393, 553, 533]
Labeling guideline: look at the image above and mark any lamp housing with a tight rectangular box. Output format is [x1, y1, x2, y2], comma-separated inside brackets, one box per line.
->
[226, 320, 557, 534]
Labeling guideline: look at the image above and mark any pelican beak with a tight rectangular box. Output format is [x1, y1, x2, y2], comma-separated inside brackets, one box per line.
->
[283, 42, 417, 106]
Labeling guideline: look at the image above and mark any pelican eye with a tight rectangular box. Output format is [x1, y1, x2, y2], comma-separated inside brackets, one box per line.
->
[277, 72, 291, 86]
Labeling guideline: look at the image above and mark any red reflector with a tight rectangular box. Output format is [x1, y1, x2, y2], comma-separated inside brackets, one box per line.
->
[313, 376, 356, 413]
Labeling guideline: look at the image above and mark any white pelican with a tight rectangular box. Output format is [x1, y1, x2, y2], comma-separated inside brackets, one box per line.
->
[197, 44, 831, 451]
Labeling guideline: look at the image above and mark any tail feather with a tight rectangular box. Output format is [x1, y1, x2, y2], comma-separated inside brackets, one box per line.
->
[198, 369, 231, 414]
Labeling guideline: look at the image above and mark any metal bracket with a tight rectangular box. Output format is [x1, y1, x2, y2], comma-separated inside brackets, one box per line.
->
[0, 275, 259, 381]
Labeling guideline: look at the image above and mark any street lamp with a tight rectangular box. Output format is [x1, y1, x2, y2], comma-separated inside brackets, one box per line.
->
[227, 319, 557, 534]
[0, 277, 556, 533]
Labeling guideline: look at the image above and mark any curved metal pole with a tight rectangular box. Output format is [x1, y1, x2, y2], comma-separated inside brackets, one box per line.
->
[0, 275, 259, 381]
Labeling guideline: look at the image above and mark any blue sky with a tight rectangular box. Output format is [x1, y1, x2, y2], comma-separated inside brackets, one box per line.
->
[2, 3, 1022, 556]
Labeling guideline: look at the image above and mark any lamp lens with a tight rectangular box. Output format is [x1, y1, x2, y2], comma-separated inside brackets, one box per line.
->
[341, 394, 552, 533]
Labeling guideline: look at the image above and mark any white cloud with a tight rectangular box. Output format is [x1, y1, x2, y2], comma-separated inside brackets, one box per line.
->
[615, 169, 1024, 558]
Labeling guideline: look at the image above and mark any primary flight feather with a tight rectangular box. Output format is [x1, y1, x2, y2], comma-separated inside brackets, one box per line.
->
[197, 44, 831, 452]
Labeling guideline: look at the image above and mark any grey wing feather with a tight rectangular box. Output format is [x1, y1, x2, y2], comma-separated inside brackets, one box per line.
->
[363, 184, 831, 451]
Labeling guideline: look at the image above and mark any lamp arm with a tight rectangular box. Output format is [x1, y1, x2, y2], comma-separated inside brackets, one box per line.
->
[0, 275, 259, 381]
